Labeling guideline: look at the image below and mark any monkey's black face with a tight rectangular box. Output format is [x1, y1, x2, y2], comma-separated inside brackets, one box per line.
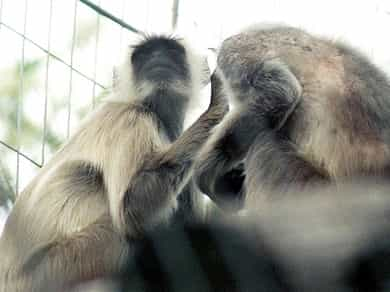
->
[131, 36, 190, 84]
[212, 164, 246, 211]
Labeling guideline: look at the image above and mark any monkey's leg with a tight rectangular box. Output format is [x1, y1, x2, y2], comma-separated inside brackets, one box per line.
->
[21, 216, 128, 292]
[121, 73, 229, 236]
[244, 131, 328, 204]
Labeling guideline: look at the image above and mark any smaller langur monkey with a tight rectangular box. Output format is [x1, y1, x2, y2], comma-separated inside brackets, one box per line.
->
[195, 24, 390, 210]
[0, 35, 228, 291]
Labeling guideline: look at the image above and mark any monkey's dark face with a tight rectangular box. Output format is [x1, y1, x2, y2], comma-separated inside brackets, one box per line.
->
[131, 36, 190, 85]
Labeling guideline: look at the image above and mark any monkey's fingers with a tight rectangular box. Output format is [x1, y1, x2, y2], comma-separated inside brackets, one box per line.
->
[200, 57, 212, 87]
[211, 70, 222, 91]
[209, 71, 229, 112]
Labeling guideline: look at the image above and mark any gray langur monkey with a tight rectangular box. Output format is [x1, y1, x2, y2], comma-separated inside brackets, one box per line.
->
[194, 24, 390, 210]
[90, 183, 390, 292]
[0, 35, 228, 291]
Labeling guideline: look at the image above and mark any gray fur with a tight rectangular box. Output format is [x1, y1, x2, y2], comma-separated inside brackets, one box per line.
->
[0, 35, 227, 291]
[195, 24, 390, 210]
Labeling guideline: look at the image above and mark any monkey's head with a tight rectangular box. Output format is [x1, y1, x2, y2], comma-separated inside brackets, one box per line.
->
[131, 36, 190, 85]
[115, 35, 209, 103]
[216, 32, 302, 112]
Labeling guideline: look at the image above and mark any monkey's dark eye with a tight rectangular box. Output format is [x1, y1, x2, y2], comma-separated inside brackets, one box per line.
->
[131, 50, 148, 65]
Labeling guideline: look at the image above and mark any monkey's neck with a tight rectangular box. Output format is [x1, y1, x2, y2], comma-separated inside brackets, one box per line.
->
[142, 88, 188, 142]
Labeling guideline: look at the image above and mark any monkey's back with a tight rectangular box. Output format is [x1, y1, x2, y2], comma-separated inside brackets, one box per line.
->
[0, 102, 166, 279]
[219, 25, 390, 179]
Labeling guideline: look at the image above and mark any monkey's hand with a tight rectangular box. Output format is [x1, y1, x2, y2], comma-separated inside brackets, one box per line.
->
[208, 71, 229, 114]
[248, 59, 302, 129]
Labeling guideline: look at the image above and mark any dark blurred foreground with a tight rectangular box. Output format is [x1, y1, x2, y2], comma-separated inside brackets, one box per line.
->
[68, 184, 390, 292]
[10, 183, 389, 292]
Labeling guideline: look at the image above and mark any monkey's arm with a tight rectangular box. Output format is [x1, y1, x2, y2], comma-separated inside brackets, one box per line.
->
[120, 74, 229, 237]
[194, 108, 267, 210]
[195, 60, 305, 210]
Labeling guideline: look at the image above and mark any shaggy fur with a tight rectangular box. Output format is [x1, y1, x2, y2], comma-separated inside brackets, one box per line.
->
[194, 24, 390, 210]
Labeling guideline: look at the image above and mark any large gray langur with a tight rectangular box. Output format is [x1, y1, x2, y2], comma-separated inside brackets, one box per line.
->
[194, 24, 390, 210]
[0, 35, 228, 291]
[86, 183, 390, 292]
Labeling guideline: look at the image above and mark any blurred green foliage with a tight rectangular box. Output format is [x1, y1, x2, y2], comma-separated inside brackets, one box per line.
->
[0, 19, 104, 209]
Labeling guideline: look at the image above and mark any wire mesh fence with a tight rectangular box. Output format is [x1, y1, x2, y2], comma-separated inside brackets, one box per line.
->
[0, 0, 182, 202]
